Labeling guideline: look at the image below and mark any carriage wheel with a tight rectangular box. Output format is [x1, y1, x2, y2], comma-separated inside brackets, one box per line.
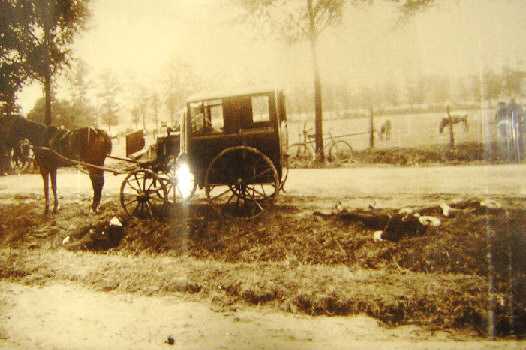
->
[204, 146, 279, 218]
[163, 167, 197, 203]
[287, 143, 312, 164]
[329, 140, 353, 164]
[120, 169, 168, 219]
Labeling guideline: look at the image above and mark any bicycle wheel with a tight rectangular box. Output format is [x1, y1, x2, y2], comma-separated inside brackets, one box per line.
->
[329, 140, 353, 164]
[287, 143, 312, 164]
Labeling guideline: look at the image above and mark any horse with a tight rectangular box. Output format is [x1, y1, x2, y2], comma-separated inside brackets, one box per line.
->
[439, 115, 468, 134]
[377, 119, 392, 140]
[0, 115, 112, 213]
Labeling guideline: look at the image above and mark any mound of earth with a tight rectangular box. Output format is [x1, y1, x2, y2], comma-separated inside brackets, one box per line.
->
[1, 193, 525, 338]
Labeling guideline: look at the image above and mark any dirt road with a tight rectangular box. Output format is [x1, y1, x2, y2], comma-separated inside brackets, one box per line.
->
[1, 164, 526, 349]
[1, 163, 524, 198]
[2, 281, 524, 350]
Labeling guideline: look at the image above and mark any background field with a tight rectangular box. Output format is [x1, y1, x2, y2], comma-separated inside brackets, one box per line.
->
[287, 106, 502, 152]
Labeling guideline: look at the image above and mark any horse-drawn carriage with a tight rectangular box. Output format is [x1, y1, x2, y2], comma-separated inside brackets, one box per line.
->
[0, 88, 288, 218]
[120, 88, 288, 218]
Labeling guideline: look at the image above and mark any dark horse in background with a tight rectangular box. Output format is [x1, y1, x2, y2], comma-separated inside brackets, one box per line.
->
[439, 114, 468, 134]
[0, 115, 112, 213]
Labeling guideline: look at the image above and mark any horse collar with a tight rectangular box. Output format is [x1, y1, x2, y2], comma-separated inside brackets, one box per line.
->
[48, 128, 71, 149]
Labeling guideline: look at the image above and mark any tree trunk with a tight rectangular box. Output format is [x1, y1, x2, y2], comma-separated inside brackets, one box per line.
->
[44, 70, 52, 126]
[308, 0, 324, 162]
[43, 11, 52, 126]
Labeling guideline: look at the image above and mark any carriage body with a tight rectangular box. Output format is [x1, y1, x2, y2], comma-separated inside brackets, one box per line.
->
[181, 88, 288, 189]
[120, 88, 288, 218]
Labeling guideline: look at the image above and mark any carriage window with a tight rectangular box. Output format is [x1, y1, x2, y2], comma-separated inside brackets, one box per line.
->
[209, 104, 224, 132]
[190, 103, 204, 133]
[251, 95, 270, 123]
[190, 100, 223, 135]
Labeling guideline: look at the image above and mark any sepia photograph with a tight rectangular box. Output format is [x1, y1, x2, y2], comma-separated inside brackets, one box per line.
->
[1, 0, 526, 348]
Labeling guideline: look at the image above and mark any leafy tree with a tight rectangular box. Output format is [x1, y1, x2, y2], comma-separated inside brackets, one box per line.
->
[454, 77, 474, 104]
[1, 0, 90, 124]
[125, 75, 152, 132]
[236, 0, 345, 161]
[27, 97, 94, 129]
[235, 0, 437, 161]
[137, 85, 150, 131]
[471, 70, 503, 105]
[502, 65, 526, 99]
[381, 79, 400, 108]
[358, 85, 378, 110]
[130, 106, 140, 130]
[97, 70, 120, 133]
[162, 60, 198, 127]
[405, 76, 427, 107]
[0, 1, 32, 114]
[64, 58, 91, 108]
[428, 75, 451, 105]
[62, 58, 96, 125]
[150, 88, 161, 134]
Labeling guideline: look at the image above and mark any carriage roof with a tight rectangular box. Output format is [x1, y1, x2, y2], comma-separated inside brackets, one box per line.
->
[186, 87, 280, 104]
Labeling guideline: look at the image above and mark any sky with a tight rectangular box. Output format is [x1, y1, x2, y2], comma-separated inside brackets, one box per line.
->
[17, 0, 526, 114]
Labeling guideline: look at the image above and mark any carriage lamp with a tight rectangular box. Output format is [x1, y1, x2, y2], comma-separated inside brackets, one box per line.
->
[175, 161, 194, 199]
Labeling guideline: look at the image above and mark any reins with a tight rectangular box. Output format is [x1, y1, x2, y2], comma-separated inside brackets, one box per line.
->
[31, 145, 123, 175]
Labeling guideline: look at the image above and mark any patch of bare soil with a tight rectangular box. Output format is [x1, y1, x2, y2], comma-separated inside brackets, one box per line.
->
[1, 193, 525, 340]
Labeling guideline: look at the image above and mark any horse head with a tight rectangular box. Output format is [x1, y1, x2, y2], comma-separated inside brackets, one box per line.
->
[10, 116, 49, 147]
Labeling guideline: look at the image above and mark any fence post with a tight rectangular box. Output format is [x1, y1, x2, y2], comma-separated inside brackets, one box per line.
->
[370, 107, 375, 149]
[447, 106, 455, 148]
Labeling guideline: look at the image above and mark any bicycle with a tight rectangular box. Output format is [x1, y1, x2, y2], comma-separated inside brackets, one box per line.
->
[287, 127, 353, 165]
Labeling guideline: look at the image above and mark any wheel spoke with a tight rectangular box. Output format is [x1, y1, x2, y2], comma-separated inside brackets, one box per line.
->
[209, 186, 233, 201]
[122, 193, 138, 205]
[145, 201, 154, 218]
[126, 179, 141, 192]
[244, 188, 264, 213]
[249, 167, 273, 182]
[245, 184, 266, 198]
[146, 178, 156, 191]
[133, 174, 142, 190]
[132, 202, 142, 216]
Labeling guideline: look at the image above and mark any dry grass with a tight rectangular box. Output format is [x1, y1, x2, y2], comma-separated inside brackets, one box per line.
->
[0, 192, 525, 337]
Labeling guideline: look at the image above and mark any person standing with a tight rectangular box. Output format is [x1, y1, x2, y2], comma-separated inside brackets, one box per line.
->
[495, 101, 509, 157]
[507, 98, 524, 160]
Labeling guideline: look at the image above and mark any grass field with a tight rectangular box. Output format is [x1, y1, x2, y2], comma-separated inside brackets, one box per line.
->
[287, 106, 502, 153]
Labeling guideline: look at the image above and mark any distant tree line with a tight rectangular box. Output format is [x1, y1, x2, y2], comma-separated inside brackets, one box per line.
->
[285, 66, 526, 117]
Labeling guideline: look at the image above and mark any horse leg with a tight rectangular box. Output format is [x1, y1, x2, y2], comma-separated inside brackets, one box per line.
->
[50, 169, 59, 213]
[89, 168, 105, 212]
[40, 168, 50, 214]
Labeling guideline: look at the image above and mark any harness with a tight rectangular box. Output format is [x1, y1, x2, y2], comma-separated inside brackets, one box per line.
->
[47, 128, 73, 156]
